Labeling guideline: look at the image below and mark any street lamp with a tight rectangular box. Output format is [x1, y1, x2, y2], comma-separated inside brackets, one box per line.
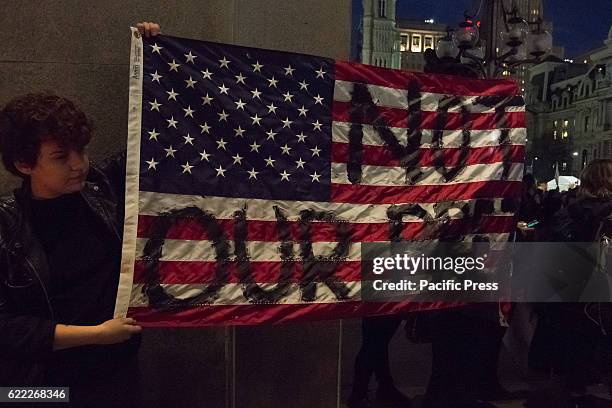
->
[427, 0, 553, 78]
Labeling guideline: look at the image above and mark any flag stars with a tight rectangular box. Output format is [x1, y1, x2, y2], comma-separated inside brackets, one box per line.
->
[250, 141, 261, 152]
[235, 73, 247, 84]
[310, 145, 321, 156]
[218, 83, 229, 94]
[247, 168, 259, 180]
[297, 106, 308, 117]
[284, 65, 295, 76]
[250, 114, 262, 126]
[167, 89, 179, 101]
[184, 51, 197, 64]
[216, 138, 228, 150]
[199, 122, 211, 134]
[310, 171, 321, 183]
[181, 161, 194, 174]
[234, 126, 246, 138]
[314, 94, 324, 105]
[219, 56, 231, 68]
[218, 110, 229, 122]
[199, 150, 211, 161]
[251, 88, 262, 99]
[183, 134, 194, 145]
[201, 69, 213, 80]
[166, 116, 178, 128]
[252, 61, 263, 72]
[315, 67, 326, 78]
[201, 94, 214, 105]
[264, 156, 276, 167]
[147, 129, 159, 141]
[267, 103, 278, 114]
[281, 117, 292, 128]
[168, 59, 181, 72]
[164, 145, 177, 157]
[215, 165, 227, 177]
[146, 158, 159, 170]
[149, 99, 162, 111]
[232, 153, 244, 165]
[266, 129, 277, 140]
[282, 91, 294, 102]
[183, 106, 194, 117]
[150, 71, 162, 83]
[295, 158, 306, 169]
[280, 144, 292, 155]
[267, 76, 278, 88]
[185, 77, 197, 88]
[298, 80, 309, 90]
[235, 99, 246, 110]
[150, 43, 163, 54]
[296, 132, 307, 143]
[279, 170, 291, 181]
[312, 120, 322, 131]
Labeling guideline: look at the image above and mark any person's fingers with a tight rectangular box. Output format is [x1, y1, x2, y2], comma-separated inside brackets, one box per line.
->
[151, 23, 161, 36]
[143, 22, 151, 37]
[136, 22, 145, 35]
[129, 325, 143, 333]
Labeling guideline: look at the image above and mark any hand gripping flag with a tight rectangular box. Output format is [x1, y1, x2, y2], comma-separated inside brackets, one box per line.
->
[115, 28, 525, 326]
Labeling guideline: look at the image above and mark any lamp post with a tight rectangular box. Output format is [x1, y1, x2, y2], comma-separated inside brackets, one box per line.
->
[425, 0, 553, 79]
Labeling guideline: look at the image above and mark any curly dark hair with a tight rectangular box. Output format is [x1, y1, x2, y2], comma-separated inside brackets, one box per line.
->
[580, 158, 612, 199]
[0, 92, 93, 177]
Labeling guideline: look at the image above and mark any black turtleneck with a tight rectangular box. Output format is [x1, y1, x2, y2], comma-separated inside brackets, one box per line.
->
[29, 192, 120, 327]
[28, 192, 139, 382]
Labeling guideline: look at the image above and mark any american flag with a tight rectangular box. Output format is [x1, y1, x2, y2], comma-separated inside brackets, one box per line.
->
[115, 29, 525, 326]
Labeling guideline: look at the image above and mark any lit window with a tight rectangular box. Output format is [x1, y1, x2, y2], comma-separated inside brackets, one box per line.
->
[562, 130, 569, 139]
[411, 34, 422, 53]
[562, 162, 567, 171]
[400, 34, 408, 52]
[424, 36, 434, 50]
[553, 130, 558, 140]
[554, 120, 558, 128]
[564, 120, 569, 128]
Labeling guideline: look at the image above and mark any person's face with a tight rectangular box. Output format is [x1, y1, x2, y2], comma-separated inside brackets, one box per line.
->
[15, 140, 89, 199]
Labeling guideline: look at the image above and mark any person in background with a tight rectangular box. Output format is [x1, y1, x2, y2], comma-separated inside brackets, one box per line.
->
[522, 159, 612, 408]
[0, 22, 160, 407]
[347, 316, 412, 408]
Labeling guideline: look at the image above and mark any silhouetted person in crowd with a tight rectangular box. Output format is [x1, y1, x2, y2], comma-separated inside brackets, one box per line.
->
[347, 316, 412, 408]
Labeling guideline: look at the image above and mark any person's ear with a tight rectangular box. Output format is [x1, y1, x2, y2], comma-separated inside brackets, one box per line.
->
[14, 160, 34, 176]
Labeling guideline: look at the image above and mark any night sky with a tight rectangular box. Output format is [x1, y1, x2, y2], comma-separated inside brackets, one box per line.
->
[353, 0, 612, 58]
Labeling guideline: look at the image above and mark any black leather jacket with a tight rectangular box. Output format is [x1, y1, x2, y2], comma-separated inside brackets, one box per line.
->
[0, 153, 125, 385]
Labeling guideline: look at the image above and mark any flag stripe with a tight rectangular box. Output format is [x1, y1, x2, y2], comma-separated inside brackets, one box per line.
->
[331, 180, 522, 204]
[333, 80, 526, 113]
[138, 192, 515, 222]
[332, 102, 526, 129]
[331, 121, 526, 148]
[133, 248, 510, 284]
[129, 282, 361, 306]
[334, 61, 521, 96]
[137, 214, 516, 242]
[135, 233, 511, 263]
[331, 143, 525, 168]
[127, 300, 466, 326]
[133, 260, 363, 284]
[331, 162, 524, 186]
